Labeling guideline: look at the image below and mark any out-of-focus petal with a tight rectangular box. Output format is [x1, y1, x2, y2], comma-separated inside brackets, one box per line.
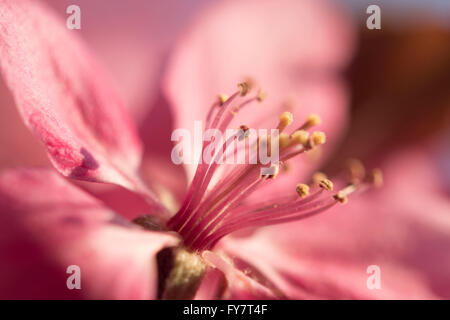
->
[0, 168, 179, 299]
[44, 0, 210, 122]
[139, 93, 189, 209]
[220, 147, 450, 299]
[0, 0, 145, 191]
[164, 0, 355, 184]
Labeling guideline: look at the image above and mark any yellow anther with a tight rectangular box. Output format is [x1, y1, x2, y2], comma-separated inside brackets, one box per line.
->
[299, 114, 322, 130]
[334, 192, 348, 204]
[218, 94, 228, 106]
[334, 184, 357, 204]
[238, 81, 253, 96]
[319, 178, 334, 191]
[311, 131, 326, 145]
[296, 183, 310, 198]
[369, 168, 383, 187]
[312, 172, 327, 185]
[306, 131, 326, 149]
[277, 111, 294, 133]
[278, 133, 290, 149]
[346, 158, 366, 184]
[289, 130, 309, 147]
[257, 89, 267, 102]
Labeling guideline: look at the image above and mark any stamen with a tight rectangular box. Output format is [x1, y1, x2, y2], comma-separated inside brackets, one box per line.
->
[237, 81, 253, 96]
[185, 175, 265, 248]
[202, 196, 338, 250]
[296, 183, 310, 198]
[334, 192, 348, 204]
[257, 89, 267, 102]
[288, 130, 309, 147]
[277, 111, 294, 132]
[166, 83, 381, 252]
[168, 90, 245, 230]
[306, 131, 326, 150]
[297, 114, 321, 130]
[319, 178, 334, 191]
[312, 172, 327, 185]
[346, 158, 366, 184]
[278, 133, 290, 149]
[280, 131, 325, 164]
[333, 184, 358, 204]
[218, 94, 229, 106]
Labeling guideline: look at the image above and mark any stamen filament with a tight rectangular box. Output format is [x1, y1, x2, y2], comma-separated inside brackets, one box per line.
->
[166, 83, 381, 252]
[186, 176, 266, 248]
[169, 89, 259, 230]
[175, 131, 248, 232]
[201, 200, 338, 250]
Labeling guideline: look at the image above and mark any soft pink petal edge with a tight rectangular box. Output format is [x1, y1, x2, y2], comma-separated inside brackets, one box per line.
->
[219, 147, 450, 299]
[0, 168, 179, 299]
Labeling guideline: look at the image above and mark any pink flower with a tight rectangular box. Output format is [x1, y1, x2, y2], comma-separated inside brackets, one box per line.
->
[0, 0, 449, 300]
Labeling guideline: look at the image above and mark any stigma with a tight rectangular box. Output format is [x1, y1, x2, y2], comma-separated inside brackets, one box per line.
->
[167, 82, 382, 251]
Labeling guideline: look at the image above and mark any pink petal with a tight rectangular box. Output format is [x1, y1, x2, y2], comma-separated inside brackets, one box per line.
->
[164, 0, 355, 184]
[219, 147, 450, 299]
[0, 168, 179, 299]
[0, 77, 49, 170]
[44, 0, 210, 122]
[0, 0, 144, 191]
[70, 180, 164, 221]
[139, 93, 189, 207]
[75, 103, 189, 219]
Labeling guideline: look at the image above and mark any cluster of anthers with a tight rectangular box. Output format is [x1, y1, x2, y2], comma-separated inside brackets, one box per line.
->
[167, 81, 382, 251]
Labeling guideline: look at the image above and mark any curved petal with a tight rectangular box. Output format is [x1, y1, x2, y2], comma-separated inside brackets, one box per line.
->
[220, 148, 450, 299]
[164, 0, 355, 185]
[0, 0, 145, 191]
[0, 168, 179, 299]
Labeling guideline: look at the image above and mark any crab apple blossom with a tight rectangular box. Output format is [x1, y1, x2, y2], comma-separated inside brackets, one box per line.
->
[0, 0, 449, 300]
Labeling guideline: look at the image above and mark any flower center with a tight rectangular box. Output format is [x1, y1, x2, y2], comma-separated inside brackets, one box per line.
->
[167, 82, 382, 251]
